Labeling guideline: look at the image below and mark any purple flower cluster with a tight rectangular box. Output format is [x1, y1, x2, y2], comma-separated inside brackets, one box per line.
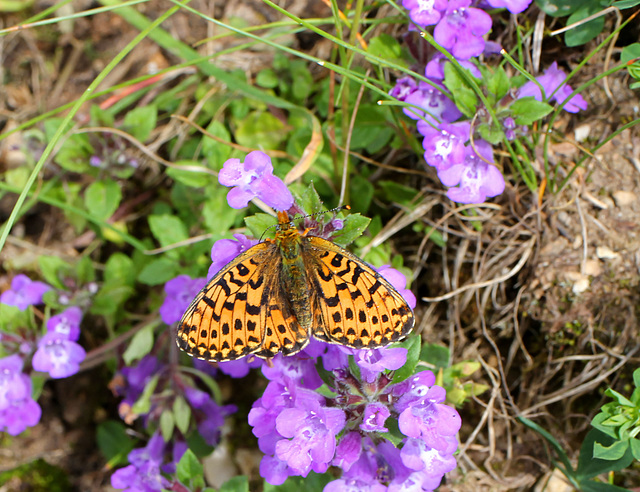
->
[159, 275, 207, 325]
[111, 432, 172, 492]
[0, 355, 42, 435]
[0, 274, 50, 310]
[249, 348, 461, 489]
[393, 0, 587, 204]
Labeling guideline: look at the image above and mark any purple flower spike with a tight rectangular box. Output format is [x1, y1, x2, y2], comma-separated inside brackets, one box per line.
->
[1, 274, 51, 310]
[159, 275, 207, 325]
[218, 151, 294, 211]
[360, 402, 391, 432]
[485, 0, 533, 14]
[437, 140, 505, 203]
[46, 306, 83, 341]
[420, 121, 471, 172]
[518, 62, 587, 113]
[402, 0, 448, 28]
[32, 332, 86, 379]
[434, 0, 493, 60]
[208, 234, 258, 279]
[0, 355, 42, 435]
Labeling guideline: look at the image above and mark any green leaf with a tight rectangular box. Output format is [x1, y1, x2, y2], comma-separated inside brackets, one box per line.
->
[576, 428, 634, 479]
[166, 160, 212, 188]
[350, 175, 374, 215]
[368, 33, 407, 68]
[444, 63, 478, 117]
[97, 420, 134, 467]
[486, 65, 510, 102]
[518, 416, 576, 477]
[103, 252, 135, 286]
[391, 335, 421, 383]
[297, 183, 323, 216]
[633, 367, 640, 390]
[263, 471, 332, 491]
[84, 180, 122, 221]
[201, 120, 232, 170]
[203, 187, 239, 235]
[5, 167, 30, 189]
[131, 374, 159, 416]
[290, 61, 314, 101]
[331, 214, 370, 247]
[613, 0, 640, 8]
[564, 5, 605, 47]
[219, 476, 250, 492]
[123, 324, 155, 365]
[173, 395, 191, 435]
[137, 257, 180, 286]
[630, 438, 640, 459]
[535, 0, 583, 17]
[593, 439, 629, 461]
[377, 181, 418, 205]
[160, 409, 175, 442]
[76, 256, 96, 284]
[256, 68, 279, 89]
[477, 122, 504, 145]
[123, 105, 157, 142]
[148, 214, 189, 259]
[235, 111, 287, 150]
[176, 449, 203, 485]
[510, 97, 553, 125]
[245, 213, 277, 240]
[38, 256, 70, 289]
[90, 284, 135, 316]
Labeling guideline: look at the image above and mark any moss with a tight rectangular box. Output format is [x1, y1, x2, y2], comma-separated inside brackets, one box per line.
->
[0, 459, 71, 492]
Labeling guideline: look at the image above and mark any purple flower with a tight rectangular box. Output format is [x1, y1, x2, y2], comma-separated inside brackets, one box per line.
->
[218, 357, 262, 378]
[333, 431, 362, 471]
[400, 437, 458, 473]
[0, 355, 42, 435]
[275, 399, 346, 475]
[32, 332, 86, 379]
[420, 121, 471, 172]
[485, 0, 533, 14]
[518, 62, 587, 113]
[218, 151, 294, 211]
[434, 0, 493, 60]
[261, 353, 323, 390]
[184, 386, 237, 446]
[398, 400, 461, 452]
[159, 275, 207, 324]
[425, 53, 482, 81]
[0, 274, 51, 310]
[46, 306, 83, 341]
[404, 81, 462, 127]
[208, 234, 257, 279]
[392, 370, 438, 413]
[402, 0, 448, 28]
[360, 402, 391, 432]
[378, 265, 417, 310]
[389, 76, 418, 102]
[437, 139, 505, 203]
[114, 355, 164, 423]
[353, 347, 408, 382]
[111, 433, 170, 492]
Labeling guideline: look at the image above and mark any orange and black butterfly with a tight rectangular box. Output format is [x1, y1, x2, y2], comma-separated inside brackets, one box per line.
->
[176, 211, 414, 361]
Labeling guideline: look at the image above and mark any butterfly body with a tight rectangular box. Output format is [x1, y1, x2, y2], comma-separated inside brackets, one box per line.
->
[176, 211, 414, 362]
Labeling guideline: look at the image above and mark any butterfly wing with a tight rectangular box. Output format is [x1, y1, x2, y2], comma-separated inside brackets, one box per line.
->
[304, 237, 414, 349]
[176, 241, 310, 361]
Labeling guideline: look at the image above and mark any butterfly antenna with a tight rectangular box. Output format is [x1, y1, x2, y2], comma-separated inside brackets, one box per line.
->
[292, 205, 351, 224]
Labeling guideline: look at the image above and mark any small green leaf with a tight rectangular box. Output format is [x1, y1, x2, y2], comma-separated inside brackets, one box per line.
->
[297, 183, 323, 216]
[564, 5, 605, 47]
[510, 97, 553, 125]
[160, 409, 175, 442]
[368, 33, 407, 68]
[131, 374, 159, 416]
[123, 105, 157, 142]
[235, 111, 287, 150]
[486, 65, 510, 102]
[332, 214, 370, 247]
[97, 420, 134, 467]
[103, 252, 135, 286]
[176, 449, 203, 485]
[350, 175, 374, 214]
[378, 181, 418, 205]
[84, 180, 122, 221]
[38, 256, 70, 289]
[137, 257, 180, 286]
[245, 213, 277, 240]
[148, 214, 189, 259]
[76, 256, 96, 284]
[391, 335, 421, 383]
[123, 324, 155, 365]
[536, 0, 582, 17]
[173, 395, 191, 435]
[256, 68, 279, 88]
[202, 120, 232, 170]
[613, 0, 640, 8]
[219, 476, 249, 492]
[5, 167, 30, 189]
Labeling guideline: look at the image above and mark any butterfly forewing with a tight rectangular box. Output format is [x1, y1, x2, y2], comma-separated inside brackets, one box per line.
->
[177, 243, 276, 361]
[306, 237, 414, 349]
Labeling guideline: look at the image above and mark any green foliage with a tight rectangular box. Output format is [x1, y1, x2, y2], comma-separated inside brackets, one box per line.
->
[263, 471, 333, 491]
[176, 449, 206, 489]
[97, 420, 135, 467]
[0, 459, 71, 491]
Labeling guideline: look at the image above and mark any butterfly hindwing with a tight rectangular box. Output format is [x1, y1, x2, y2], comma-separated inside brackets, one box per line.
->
[305, 237, 414, 349]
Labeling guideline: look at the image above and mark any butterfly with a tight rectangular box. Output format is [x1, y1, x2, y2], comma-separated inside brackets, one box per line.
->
[176, 211, 414, 361]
